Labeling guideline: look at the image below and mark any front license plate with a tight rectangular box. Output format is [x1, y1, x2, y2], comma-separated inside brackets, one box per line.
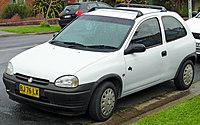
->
[19, 84, 40, 98]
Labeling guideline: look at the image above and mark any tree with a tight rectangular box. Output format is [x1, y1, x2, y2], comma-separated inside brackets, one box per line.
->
[33, 0, 63, 19]
[166, 0, 188, 16]
[45, 0, 61, 20]
[115, 0, 148, 5]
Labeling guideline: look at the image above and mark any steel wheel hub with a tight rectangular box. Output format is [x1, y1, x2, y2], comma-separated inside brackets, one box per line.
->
[183, 64, 193, 85]
[101, 88, 115, 116]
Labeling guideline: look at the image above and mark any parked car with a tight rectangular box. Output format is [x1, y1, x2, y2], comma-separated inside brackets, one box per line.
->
[58, 2, 112, 28]
[186, 12, 200, 58]
[3, 4, 196, 122]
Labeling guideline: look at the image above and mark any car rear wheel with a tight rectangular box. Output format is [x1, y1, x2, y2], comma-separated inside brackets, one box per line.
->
[174, 60, 194, 90]
[88, 81, 117, 121]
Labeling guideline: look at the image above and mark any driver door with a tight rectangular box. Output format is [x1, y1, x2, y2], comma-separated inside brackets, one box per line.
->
[123, 17, 167, 96]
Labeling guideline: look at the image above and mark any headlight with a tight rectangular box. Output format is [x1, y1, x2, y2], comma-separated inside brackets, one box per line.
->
[55, 75, 79, 88]
[6, 62, 14, 75]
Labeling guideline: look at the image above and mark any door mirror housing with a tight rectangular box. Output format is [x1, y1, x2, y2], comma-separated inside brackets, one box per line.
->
[53, 32, 58, 37]
[124, 43, 146, 55]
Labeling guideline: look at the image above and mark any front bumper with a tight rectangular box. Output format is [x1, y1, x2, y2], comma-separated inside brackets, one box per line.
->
[3, 73, 95, 116]
[196, 39, 200, 55]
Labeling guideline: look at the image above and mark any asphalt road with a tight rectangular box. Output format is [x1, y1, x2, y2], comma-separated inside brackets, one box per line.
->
[0, 34, 199, 125]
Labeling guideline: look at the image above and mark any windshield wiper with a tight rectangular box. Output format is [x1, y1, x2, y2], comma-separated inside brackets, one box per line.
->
[49, 40, 64, 44]
[63, 42, 86, 47]
[50, 40, 87, 48]
[88, 45, 118, 50]
[50, 41, 118, 50]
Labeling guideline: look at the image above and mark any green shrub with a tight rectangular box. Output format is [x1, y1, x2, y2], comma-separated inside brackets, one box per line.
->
[27, 8, 34, 17]
[40, 21, 50, 27]
[2, 4, 27, 19]
[178, 4, 188, 17]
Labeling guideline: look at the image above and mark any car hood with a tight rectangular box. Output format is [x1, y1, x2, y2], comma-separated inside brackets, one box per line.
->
[11, 43, 111, 82]
[186, 18, 200, 33]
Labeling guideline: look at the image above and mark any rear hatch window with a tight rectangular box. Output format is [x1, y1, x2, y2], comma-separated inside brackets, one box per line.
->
[64, 4, 80, 13]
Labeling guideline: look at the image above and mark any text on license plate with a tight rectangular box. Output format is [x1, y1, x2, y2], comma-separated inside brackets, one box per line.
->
[19, 84, 40, 98]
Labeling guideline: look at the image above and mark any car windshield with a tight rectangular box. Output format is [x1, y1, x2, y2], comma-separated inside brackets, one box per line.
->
[52, 15, 134, 52]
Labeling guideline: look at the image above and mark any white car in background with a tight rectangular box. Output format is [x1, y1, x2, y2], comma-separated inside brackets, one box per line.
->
[186, 12, 200, 57]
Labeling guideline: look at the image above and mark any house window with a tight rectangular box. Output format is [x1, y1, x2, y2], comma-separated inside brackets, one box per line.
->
[9, 0, 16, 3]
[9, 0, 25, 4]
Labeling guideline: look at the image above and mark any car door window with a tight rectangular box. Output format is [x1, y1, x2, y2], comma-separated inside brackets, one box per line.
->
[87, 3, 97, 10]
[162, 16, 187, 42]
[131, 18, 162, 48]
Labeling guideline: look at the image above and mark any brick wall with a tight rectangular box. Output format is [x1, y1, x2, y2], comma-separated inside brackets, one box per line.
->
[0, 0, 9, 12]
[0, 0, 34, 11]
[26, 0, 34, 8]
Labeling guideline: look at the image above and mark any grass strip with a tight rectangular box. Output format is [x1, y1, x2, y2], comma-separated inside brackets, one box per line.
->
[133, 95, 200, 125]
[0, 25, 61, 33]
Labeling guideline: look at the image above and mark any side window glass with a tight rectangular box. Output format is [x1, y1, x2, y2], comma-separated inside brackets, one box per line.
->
[132, 18, 162, 48]
[87, 3, 97, 10]
[162, 16, 187, 42]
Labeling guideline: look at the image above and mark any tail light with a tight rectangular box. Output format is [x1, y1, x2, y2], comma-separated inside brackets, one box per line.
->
[75, 10, 84, 16]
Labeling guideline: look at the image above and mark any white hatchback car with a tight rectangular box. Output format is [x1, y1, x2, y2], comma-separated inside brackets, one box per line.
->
[186, 12, 200, 57]
[3, 4, 196, 121]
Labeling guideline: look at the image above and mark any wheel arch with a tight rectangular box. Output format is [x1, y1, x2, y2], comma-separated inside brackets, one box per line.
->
[91, 74, 123, 99]
[174, 52, 196, 79]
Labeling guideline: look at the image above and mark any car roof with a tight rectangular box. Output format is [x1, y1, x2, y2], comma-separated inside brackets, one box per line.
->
[87, 9, 139, 20]
[117, 7, 162, 14]
[87, 4, 168, 20]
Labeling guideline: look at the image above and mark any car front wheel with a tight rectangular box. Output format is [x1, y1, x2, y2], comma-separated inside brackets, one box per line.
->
[88, 81, 117, 121]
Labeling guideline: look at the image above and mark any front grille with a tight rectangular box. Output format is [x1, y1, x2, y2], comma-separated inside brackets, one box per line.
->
[15, 73, 49, 85]
[197, 43, 200, 47]
[192, 33, 200, 40]
[197, 48, 200, 53]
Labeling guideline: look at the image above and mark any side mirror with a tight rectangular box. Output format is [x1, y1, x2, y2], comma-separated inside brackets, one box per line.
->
[53, 32, 58, 37]
[124, 43, 146, 55]
[192, 11, 198, 17]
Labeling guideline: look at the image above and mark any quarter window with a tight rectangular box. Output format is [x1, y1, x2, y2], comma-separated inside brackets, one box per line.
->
[132, 18, 162, 48]
[162, 16, 187, 42]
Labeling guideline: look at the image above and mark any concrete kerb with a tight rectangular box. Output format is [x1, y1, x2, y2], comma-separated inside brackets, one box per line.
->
[0, 31, 55, 38]
[92, 81, 200, 125]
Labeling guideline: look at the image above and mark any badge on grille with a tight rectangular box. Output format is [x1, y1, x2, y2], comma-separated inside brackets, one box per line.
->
[28, 78, 33, 83]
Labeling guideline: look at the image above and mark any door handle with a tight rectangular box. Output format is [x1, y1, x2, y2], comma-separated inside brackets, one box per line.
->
[161, 50, 167, 57]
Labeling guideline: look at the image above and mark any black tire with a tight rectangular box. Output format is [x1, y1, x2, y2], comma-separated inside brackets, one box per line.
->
[88, 81, 117, 121]
[197, 55, 200, 63]
[174, 60, 194, 90]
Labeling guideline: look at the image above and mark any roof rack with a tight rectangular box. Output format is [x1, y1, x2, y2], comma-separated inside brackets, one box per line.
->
[88, 7, 143, 17]
[115, 3, 167, 12]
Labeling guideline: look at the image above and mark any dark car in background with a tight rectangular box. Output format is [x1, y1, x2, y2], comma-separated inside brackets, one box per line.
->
[58, 2, 112, 28]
